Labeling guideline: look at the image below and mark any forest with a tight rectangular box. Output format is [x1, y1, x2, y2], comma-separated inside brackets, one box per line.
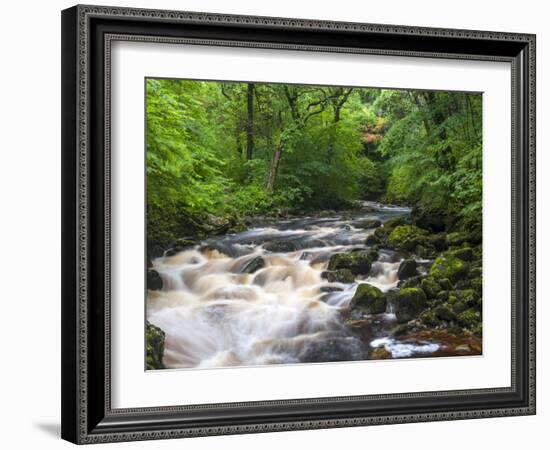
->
[146, 79, 482, 251]
[145, 78, 484, 369]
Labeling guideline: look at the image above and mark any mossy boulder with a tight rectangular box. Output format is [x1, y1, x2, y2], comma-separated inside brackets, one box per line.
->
[446, 230, 482, 247]
[147, 269, 163, 291]
[399, 275, 423, 289]
[428, 233, 448, 251]
[434, 304, 456, 322]
[397, 258, 418, 280]
[350, 283, 387, 314]
[146, 322, 165, 370]
[420, 277, 442, 299]
[388, 225, 429, 252]
[457, 309, 481, 329]
[383, 215, 410, 230]
[321, 269, 355, 284]
[355, 219, 382, 229]
[438, 278, 454, 290]
[394, 287, 428, 323]
[327, 251, 372, 275]
[430, 251, 470, 283]
[420, 309, 442, 327]
[451, 247, 475, 262]
[415, 244, 437, 259]
[365, 234, 380, 246]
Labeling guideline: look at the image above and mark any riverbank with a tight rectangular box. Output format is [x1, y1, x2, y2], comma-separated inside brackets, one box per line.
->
[146, 202, 482, 369]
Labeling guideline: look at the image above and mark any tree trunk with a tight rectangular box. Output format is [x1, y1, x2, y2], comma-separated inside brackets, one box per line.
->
[246, 83, 254, 160]
[266, 146, 282, 193]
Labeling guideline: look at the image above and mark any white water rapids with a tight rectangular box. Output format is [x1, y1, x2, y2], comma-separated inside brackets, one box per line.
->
[147, 202, 419, 369]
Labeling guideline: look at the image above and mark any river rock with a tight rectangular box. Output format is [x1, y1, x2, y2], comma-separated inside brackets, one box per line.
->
[355, 219, 382, 229]
[321, 269, 355, 283]
[451, 247, 475, 262]
[350, 283, 386, 314]
[320, 286, 344, 293]
[394, 287, 427, 323]
[146, 321, 165, 370]
[397, 258, 418, 280]
[420, 277, 442, 299]
[434, 304, 456, 322]
[365, 233, 380, 245]
[147, 269, 163, 291]
[411, 205, 448, 233]
[327, 251, 372, 275]
[263, 240, 297, 253]
[457, 308, 481, 329]
[430, 251, 470, 283]
[370, 346, 391, 359]
[239, 256, 265, 274]
[300, 335, 365, 363]
[388, 225, 429, 252]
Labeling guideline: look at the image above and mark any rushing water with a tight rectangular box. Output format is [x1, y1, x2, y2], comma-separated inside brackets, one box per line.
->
[146, 202, 448, 369]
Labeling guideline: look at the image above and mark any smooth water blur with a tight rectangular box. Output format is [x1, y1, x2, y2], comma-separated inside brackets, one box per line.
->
[147, 202, 413, 369]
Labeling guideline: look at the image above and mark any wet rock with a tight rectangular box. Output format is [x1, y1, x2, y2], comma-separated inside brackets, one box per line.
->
[415, 244, 437, 259]
[300, 251, 314, 260]
[397, 258, 418, 280]
[370, 346, 392, 359]
[365, 234, 380, 245]
[327, 252, 372, 275]
[434, 304, 456, 322]
[321, 269, 355, 284]
[428, 233, 448, 251]
[165, 238, 198, 256]
[240, 256, 265, 274]
[146, 322, 165, 370]
[350, 284, 387, 314]
[446, 230, 482, 247]
[398, 275, 422, 289]
[383, 215, 410, 229]
[394, 287, 427, 323]
[263, 240, 297, 253]
[420, 277, 442, 299]
[320, 286, 344, 293]
[147, 269, 163, 291]
[430, 251, 470, 283]
[300, 336, 365, 363]
[438, 278, 454, 291]
[388, 225, 429, 252]
[355, 219, 382, 229]
[390, 323, 412, 337]
[451, 247, 474, 262]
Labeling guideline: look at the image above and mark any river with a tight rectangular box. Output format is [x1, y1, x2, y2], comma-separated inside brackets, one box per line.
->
[146, 202, 475, 369]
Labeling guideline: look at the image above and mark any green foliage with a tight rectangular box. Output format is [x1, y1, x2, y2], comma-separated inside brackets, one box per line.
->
[146, 78, 482, 245]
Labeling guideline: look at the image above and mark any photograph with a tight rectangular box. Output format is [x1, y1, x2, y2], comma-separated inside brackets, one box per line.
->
[144, 78, 484, 370]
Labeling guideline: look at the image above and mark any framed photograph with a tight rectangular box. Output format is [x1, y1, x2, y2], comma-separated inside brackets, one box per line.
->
[61, 4, 536, 444]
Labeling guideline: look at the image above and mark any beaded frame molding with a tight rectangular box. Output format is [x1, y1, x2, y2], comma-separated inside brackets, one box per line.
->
[61, 4, 536, 444]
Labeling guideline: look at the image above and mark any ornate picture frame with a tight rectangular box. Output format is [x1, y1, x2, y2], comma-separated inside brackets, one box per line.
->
[61, 4, 536, 444]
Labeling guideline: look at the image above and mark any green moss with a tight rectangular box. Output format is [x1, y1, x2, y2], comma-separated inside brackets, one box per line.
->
[434, 304, 456, 322]
[430, 251, 470, 283]
[420, 277, 442, 299]
[327, 252, 372, 275]
[388, 225, 429, 252]
[146, 322, 165, 370]
[457, 308, 481, 329]
[420, 309, 441, 327]
[351, 283, 386, 314]
[394, 287, 427, 323]
[322, 269, 355, 284]
[451, 247, 474, 262]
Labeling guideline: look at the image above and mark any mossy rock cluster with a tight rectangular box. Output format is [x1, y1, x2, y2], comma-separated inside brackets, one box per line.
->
[350, 283, 387, 314]
[327, 251, 374, 275]
[146, 321, 166, 370]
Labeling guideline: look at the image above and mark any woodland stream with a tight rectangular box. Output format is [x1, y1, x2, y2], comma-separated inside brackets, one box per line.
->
[147, 202, 481, 369]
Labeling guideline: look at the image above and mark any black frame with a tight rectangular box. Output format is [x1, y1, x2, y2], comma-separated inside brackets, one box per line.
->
[61, 4, 536, 444]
